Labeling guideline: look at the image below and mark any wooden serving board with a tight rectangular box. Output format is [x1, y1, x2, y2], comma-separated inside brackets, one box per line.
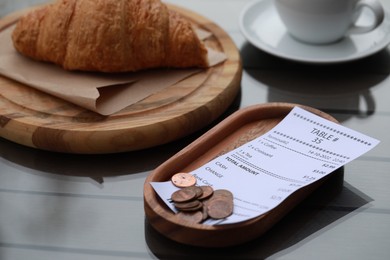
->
[0, 4, 241, 154]
[144, 103, 339, 247]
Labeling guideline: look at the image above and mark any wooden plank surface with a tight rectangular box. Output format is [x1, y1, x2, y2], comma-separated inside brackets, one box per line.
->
[0, 3, 242, 154]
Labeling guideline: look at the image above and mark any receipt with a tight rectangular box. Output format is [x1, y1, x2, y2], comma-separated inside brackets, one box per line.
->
[151, 107, 380, 225]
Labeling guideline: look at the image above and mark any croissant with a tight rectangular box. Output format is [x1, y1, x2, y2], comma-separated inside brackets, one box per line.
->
[11, 0, 209, 72]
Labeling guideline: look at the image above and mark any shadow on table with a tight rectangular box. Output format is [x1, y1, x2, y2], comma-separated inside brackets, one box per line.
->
[241, 42, 390, 122]
[145, 167, 373, 259]
[0, 91, 242, 181]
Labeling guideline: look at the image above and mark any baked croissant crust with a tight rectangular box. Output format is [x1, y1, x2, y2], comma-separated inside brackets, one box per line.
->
[12, 0, 209, 72]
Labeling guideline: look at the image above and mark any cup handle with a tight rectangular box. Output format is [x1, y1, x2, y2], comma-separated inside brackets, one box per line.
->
[357, 89, 376, 118]
[348, 0, 385, 34]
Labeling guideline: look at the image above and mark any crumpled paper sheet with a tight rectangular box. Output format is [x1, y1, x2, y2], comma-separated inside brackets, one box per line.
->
[0, 25, 226, 115]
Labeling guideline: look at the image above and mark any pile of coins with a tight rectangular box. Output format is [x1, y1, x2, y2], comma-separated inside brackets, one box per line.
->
[170, 172, 234, 224]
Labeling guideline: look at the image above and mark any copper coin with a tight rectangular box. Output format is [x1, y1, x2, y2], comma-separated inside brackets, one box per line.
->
[176, 211, 203, 224]
[171, 173, 197, 188]
[198, 186, 214, 200]
[201, 206, 209, 221]
[174, 200, 201, 210]
[203, 189, 232, 207]
[185, 186, 203, 198]
[207, 198, 233, 219]
[179, 203, 203, 212]
[171, 188, 197, 203]
[213, 189, 233, 200]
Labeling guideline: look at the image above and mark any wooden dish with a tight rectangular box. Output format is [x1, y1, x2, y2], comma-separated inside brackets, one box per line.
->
[144, 103, 339, 247]
[0, 3, 241, 154]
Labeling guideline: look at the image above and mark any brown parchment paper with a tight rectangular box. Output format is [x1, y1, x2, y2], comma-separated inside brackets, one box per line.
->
[0, 25, 226, 115]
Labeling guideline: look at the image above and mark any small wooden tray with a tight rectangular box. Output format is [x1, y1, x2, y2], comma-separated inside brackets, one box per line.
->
[0, 3, 241, 154]
[144, 103, 339, 247]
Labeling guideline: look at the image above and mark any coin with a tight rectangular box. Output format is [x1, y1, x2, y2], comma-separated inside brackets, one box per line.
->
[171, 173, 197, 188]
[198, 186, 214, 200]
[174, 200, 201, 210]
[176, 211, 203, 224]
[203, 189, 232, 207]
[186, 186, 204, 198]
[212, 189, 233, 200]
[171, 185, 234, 223]
[171, 188, 197, 203]
[201, 206, 209, 221]
[179, 203, 203, 212]
[207, 198, 233, 219]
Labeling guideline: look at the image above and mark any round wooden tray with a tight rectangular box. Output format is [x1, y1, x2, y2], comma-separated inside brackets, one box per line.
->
[0, 3, 241, 154]
[144, 103, 339, 247]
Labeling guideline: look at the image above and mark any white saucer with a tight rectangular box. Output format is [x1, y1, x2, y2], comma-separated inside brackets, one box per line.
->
[239, 0, 390, 64]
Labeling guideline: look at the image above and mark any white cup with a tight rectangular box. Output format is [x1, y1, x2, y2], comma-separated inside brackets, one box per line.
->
[274, 0, 385, 44]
